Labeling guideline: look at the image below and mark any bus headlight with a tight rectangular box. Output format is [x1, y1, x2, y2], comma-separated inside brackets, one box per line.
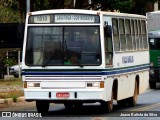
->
[24, 82, 41, 88]
[150, 70, 154, 75]
[150, 62, 154, 66]
[86, 81, 104, 88]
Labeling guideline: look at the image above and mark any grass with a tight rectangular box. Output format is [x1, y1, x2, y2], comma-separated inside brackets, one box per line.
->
[0, 91, 24, 99]
[0, 78, 23, 86]
[0, 78, 24, 99]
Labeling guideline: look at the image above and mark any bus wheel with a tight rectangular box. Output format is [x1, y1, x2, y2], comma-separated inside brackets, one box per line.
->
[149, 81, 156, 89]
[127, 81, 138, 107]
[36, 100, 49, 115]
[101, 91, 113, 112]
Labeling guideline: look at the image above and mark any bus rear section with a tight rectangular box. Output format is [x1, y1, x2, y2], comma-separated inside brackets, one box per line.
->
[148, 30, 160, 89]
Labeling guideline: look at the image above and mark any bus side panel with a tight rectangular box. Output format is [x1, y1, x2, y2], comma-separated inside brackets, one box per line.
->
[116, 74, 135, 101]
[104, 76, 114, 101]
[113, 51, 149, 100]
[139, 70, 149, 94]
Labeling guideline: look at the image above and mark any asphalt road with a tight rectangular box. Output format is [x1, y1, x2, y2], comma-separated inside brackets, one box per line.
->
[1, 84, 160, 120]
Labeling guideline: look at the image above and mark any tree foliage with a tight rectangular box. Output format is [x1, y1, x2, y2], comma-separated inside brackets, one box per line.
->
[0, 0, 160, 23]
[133, 0, 158, 7]
[0, 0, 25, 23]
[0, 1, 19, 23]
[3, 57, 16, 67]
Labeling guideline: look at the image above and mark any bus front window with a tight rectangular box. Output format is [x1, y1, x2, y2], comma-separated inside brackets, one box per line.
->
[25, 26, 101, 66]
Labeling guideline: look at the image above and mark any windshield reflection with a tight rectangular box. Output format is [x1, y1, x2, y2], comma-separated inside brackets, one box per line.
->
[25, 26, 101, 66]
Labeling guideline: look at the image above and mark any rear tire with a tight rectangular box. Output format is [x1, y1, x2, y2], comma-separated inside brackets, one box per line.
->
[127, 81, 138, 107]
[36, 100, 49, 115]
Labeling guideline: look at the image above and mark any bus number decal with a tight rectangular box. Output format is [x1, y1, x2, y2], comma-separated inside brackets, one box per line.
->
[122, 56, 134, 64]
[34, 15, 50, 23]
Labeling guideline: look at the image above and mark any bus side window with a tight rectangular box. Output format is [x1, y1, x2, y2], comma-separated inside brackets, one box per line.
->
[119, 19, 126, 51]
[104, 25, 113, 65]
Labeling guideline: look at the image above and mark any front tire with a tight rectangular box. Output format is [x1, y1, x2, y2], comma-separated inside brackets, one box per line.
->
[101, 91, 113, 112]
[36, 100, 50, 115]
[14, 74, 18, 78]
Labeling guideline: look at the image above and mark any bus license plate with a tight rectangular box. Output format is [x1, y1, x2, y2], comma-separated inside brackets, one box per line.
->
[56, 92, 70, 98]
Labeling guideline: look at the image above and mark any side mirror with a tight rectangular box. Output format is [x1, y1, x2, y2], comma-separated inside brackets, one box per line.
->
[104, 25, 112, 37]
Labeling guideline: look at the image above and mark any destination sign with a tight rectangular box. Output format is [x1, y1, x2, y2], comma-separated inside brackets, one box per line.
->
[33, 15, 50, 23]
[55, 14, 96, 23]
[29, 14, 99, 24]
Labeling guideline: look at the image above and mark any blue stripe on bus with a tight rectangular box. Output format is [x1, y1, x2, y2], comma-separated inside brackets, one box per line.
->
[22, 65, 149, 76]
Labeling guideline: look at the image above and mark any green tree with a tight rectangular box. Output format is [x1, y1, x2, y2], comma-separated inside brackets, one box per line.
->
[0, 1, 20, 22]
[133, 0, 158, 7]
[0, 0, 160, 23]
[90, 0, 133, 13]
[3, 58, 16, 67]
[0, 0, 26, 23]
[91, 0, 159, 13]
[130, 0, 159, 14]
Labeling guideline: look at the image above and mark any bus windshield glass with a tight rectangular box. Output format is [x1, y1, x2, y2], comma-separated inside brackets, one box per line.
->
[149, 38, 160, 50]
[25, 26, 101, 66]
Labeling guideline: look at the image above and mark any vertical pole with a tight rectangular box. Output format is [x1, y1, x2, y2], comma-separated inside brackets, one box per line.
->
[6, 51, 9, 76]
[154, 1, 158, 11]
[26, 0, 30, 12]
[74, 0, 76, 7]
[89, 0, 92, 10]
[18, 51, 21, 78]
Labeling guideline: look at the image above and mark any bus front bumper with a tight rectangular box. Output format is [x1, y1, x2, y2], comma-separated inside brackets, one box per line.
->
[24, 89, 106, 102]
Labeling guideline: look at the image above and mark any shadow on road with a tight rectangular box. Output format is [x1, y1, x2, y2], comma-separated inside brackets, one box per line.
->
[43, 104, 118, 117]
[42, 103, 143, 117]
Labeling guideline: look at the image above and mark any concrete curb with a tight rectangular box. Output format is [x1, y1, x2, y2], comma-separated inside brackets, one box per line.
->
[0, 96, 25, 104]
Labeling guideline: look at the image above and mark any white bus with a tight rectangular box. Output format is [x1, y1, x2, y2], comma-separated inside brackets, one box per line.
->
[22, 9, 149, 114]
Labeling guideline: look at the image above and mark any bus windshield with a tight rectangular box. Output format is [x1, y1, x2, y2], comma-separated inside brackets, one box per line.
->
[149, 38, 160, 50]
[25, 26, 101, 66]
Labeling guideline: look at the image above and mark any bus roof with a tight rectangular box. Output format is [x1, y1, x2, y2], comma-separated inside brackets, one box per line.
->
[28, 9, 146, 19]
[147, 10, 160, 14]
